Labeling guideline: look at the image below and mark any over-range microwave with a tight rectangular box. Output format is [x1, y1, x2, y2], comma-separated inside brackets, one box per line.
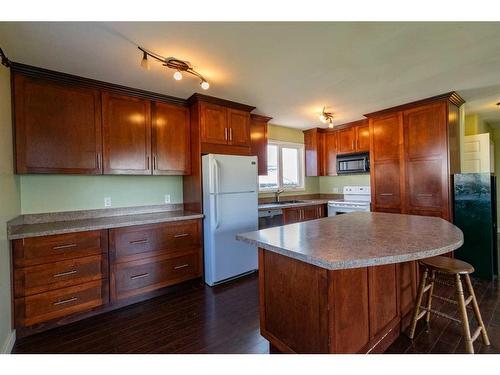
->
[337, 152, 370, 174]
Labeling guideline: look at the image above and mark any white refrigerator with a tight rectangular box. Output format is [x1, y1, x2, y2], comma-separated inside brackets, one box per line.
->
[202, 154, 258, 286]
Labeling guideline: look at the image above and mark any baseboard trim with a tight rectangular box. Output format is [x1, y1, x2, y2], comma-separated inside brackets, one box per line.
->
[1, 330, 16, 354]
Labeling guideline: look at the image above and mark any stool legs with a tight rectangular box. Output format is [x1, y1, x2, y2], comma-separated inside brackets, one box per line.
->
[409, 268, 428, 339]
[425, 270, 436, 323]
[455, 274, 474, 354]
[464, 274, 490, 346]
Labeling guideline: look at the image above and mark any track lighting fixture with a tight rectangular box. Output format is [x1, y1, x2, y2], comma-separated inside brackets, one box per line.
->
[138, 46, 209, 90]
[320, 107, 335, 128]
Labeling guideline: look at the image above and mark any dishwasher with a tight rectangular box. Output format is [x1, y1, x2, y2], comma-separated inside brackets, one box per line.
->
[258, 209, 284, 229]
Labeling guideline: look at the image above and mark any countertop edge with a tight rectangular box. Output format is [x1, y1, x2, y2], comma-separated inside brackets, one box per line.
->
[235, 234, 464, 270]
[8, 213, 204, 240]
[258, 200, 330, 211]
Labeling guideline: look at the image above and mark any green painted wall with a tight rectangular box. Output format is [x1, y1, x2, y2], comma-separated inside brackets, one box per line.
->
[465, 114, 491, 136]
[319, 175, 371, 194]
[259, 124, 319, 198]
[20, 175, 183, 214]
[0, 68, 20, 353]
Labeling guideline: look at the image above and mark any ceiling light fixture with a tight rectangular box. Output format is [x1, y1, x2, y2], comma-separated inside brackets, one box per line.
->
[320, 107, 335, 128]
[138, 46, 209, 90]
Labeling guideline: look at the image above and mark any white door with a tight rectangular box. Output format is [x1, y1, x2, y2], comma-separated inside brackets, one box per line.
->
[463, 134, 491, 173]
[211, 154, 258, 193]
[204, 192, 258, 285]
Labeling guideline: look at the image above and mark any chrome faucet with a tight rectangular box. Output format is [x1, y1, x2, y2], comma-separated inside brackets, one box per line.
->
[274, 188, 285, 203]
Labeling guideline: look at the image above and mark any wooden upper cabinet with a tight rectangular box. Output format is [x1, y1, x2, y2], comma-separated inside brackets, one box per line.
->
[250, 114, 271, 176]
[337, 127, 356, 154]
[228, 108, 251, 147]
[370, 113, 403, 162]
[325, 131, 338, 176]
[367, 92, 464, 221]
[152, 102, 191, 175]
[369, 113, 404, 211]
[200, 102, 228, 145]
[404, 102, 448, 218]
[102, 93, 152, 175]
[304, 128, 325, 177]
[13, 74, 102, 174]
[355, 123, 370, 152]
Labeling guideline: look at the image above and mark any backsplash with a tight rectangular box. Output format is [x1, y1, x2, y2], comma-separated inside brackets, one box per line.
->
[20, 175, 183, 214]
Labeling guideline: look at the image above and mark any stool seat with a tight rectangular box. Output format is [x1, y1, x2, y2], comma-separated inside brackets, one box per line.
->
[420, 256, 474, 275]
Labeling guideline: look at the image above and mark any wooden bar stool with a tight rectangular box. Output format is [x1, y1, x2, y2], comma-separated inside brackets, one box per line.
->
[408, 256, 490, 354]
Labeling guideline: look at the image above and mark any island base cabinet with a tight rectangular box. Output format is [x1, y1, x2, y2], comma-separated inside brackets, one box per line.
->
[258, 248, 407, 354]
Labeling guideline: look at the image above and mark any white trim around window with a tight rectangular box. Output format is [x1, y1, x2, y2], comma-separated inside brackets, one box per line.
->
[258, 139, 306, 192]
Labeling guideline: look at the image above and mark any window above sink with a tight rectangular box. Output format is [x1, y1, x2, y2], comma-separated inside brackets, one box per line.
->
[258, 140, 305, 192]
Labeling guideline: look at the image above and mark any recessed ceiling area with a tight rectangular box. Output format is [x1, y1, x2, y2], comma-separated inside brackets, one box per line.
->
[1, 22, 500, 129]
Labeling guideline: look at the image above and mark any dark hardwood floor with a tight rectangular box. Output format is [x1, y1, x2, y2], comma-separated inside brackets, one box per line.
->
[12, 272, 500, 354]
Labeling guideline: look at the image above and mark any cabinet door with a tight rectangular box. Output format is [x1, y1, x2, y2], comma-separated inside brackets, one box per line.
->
[250, 116, 269, 175]
[398, 261, 418, 325]
[325, 132, 337, 176]
[370, 113, 404, 212]
[228, 108, 251, 147]
[102, 93, 152, 175]
[200, 102, 228, 145]
[368, 264, 398, 340]
[372, 161, 403, 210]
[283, 207, 302, 224]
[404, 102, 448, 219]
[355, 124, 370, 152]
[304, 129, 325, 177]
[302, 205, 325, 221]
[152, 102, 191, 175]
[13, 74, 102, 174]
[337, 127, 356, 154]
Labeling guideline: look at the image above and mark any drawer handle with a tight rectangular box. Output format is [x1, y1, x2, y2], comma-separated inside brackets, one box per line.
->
[130, 239, 148, 245]
[53, 269, 77, 278]
[174, 264, 190, 270]
[380, 193, 394, 196]
[53, 297, 78, 306]
[53, 243, 77, 250]
[417, 193, 434, 197]
[173, 233, 190, 238]
[130, 272, 149, 280]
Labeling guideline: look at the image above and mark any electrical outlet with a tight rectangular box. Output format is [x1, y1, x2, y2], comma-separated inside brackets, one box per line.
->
[104, 197, 112, 208]
[164, 194, 171, 204]
[332, 187, 340, 194]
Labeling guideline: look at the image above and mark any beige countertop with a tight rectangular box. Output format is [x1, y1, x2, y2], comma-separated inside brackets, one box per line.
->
[8, 205, 203, 240]
[236, 212, 463, 270]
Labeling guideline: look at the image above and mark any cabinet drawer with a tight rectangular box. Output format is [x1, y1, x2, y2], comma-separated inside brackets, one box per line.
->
[13, 230, 107, 267]
[15, 280, 106, 327]
[111, 220, 201, 262]
[112, 251, 201, 301]
[14, 255, 106, 297]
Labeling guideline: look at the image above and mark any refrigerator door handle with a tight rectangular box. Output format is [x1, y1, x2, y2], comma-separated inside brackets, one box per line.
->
[214, 159, 221, 229]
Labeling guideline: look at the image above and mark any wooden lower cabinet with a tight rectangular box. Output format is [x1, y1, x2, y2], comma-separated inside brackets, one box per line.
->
[282, 204, 326, 224]
[259, 249, 407, 354]
[12, 219, 203, 337]
[111, 251, 202, 302]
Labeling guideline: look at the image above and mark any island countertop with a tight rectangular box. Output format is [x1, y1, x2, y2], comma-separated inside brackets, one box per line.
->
[236, 212, 464, 270]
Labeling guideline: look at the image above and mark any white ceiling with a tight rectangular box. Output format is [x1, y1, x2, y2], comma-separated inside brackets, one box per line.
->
[1, 22, 500, 129]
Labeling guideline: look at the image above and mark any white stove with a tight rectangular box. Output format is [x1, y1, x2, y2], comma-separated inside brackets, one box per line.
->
[328, 186, 371, 216]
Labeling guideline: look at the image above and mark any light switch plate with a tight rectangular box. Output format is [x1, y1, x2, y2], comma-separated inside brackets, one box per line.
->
[164, 194, 171, 204]
[104, 197, 112, 208]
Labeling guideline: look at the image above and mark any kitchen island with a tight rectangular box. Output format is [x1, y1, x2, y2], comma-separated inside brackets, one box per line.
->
[236, 212, 464, 354]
